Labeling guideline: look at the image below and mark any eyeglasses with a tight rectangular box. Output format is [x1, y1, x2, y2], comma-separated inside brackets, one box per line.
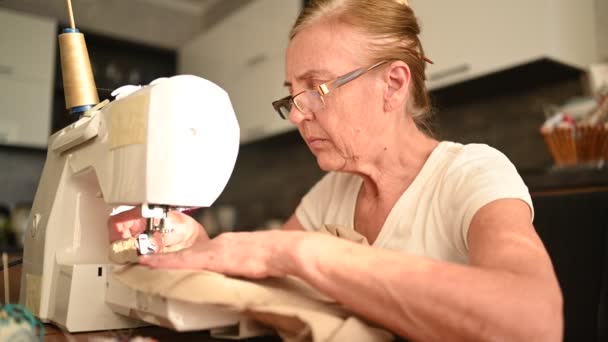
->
[272, 60, 388, 120]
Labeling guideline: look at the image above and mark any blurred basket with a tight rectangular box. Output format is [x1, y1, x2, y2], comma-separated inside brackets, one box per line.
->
[541, 125, 608, 166]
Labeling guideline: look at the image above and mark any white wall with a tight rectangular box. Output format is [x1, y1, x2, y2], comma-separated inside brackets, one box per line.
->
[0, 0, 252, 49]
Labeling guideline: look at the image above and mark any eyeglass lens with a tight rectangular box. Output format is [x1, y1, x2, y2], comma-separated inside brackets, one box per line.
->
[294, 90, 324, 114]
[278, 104, 291, 119]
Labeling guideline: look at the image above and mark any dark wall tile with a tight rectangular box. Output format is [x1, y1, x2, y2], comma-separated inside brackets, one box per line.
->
[0, 147, 45, 208]
[435, 78, 584, 171]
[216, 131, 324, 228]
[217, 62, 586, 228]
[0, 61, 586, 230]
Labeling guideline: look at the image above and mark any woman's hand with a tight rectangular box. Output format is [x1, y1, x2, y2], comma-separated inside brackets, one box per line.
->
[138, 230, 304, 279]
[107, 207, 208, 253]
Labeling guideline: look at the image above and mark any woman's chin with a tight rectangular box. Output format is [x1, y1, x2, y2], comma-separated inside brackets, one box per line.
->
[315, 154, 345, 172]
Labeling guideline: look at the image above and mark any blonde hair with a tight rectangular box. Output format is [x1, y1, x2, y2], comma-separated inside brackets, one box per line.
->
[291, 0, 434, 136]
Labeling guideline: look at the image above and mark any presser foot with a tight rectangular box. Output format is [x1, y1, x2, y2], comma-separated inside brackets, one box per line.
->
[137, 205, 176, 255]
[137, 234, 157, 255]
[136, 217, 175, 255]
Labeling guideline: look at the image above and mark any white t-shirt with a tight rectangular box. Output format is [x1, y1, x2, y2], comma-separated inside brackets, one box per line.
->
[295, 141, 533, 264]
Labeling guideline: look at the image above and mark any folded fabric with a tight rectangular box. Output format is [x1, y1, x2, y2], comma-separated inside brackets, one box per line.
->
[318, 224, 370, 246]
[111, 225, 393, 341]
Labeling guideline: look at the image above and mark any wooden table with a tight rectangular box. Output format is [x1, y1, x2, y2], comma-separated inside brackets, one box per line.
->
[1, 253, 24, 304]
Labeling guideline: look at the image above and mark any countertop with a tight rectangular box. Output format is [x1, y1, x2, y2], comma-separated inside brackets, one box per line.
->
[522, 165, 608, 194]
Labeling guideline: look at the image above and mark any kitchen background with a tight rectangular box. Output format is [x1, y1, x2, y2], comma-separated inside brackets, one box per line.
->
[1, 0, 606, 230]
[0, 1, 607, 340]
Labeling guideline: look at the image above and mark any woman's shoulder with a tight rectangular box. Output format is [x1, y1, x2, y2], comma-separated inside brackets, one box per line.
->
[439, 141, 509, 160]
[437, 141, 515, 174]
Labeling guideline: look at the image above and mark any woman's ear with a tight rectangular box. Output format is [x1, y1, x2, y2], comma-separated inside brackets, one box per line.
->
[383, 61, 411, 112]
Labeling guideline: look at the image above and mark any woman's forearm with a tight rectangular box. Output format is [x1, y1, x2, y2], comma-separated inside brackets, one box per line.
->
[282, 233, 562, 342]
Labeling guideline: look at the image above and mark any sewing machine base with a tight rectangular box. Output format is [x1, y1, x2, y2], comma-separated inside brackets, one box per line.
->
[106, 266, 242, 332]
[36, 263, 145, 332]
[43, 263, 241, 332]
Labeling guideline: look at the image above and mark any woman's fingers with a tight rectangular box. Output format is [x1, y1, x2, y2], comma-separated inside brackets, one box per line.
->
[139, 251, 189, 268]
[142, 210, 208, 252]
[139, 234, 225, 270]
[109, 208, 210, 255]
[138, 231, 295, 279]
[150, 228, 196, 253]
[108, 207, 147, 242]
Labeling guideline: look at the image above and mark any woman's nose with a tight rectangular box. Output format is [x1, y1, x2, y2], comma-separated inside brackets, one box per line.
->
[288, 108, 312, 125]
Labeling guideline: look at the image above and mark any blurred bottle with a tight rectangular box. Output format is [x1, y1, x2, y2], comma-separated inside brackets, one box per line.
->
[261, 218, 284, 230]
[200, 209, 220, 238]
[0, 204, 13, 249]
[216, 205, 237, 232]
[11, 202, 31, 248]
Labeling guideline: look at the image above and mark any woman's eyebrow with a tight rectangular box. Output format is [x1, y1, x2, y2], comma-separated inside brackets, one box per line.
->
[284, 69, 334, 88]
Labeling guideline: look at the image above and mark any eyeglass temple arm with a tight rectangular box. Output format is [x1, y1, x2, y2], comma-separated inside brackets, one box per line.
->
[319, 60, 388, 95]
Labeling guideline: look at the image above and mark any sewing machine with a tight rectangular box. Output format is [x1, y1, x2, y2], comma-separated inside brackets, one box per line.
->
[18, 75, 243, 332]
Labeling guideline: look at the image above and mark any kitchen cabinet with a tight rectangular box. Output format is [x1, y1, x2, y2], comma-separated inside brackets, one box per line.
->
[179, 0, 301, 144]
[411, 0, 599, 90]
[0, 9, 56, 148]
[532, 189, 608, 342]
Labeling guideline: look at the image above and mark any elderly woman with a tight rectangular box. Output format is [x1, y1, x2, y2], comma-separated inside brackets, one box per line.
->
[109, 0, 563, 340]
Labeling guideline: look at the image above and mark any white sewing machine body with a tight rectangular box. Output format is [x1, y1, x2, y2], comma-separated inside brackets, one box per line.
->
[19, 75, 242, 332]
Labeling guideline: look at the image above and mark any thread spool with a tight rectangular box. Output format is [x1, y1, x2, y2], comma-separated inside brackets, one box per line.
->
[58, 28, 99, 115]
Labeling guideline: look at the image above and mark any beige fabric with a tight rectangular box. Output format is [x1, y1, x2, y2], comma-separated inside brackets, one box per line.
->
[109, 237, 140, 264]
[112, 225, 392, 341]
[296, 141, 534, 264]
[320, 224, 370, 246]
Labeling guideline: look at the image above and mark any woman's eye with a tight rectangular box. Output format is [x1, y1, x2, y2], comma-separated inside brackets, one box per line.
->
[304, 77, 321, 86]
[309, 81, 326, 89]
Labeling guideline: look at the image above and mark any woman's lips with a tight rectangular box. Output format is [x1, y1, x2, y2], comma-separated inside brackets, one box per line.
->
[307, 137, 327, 148]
